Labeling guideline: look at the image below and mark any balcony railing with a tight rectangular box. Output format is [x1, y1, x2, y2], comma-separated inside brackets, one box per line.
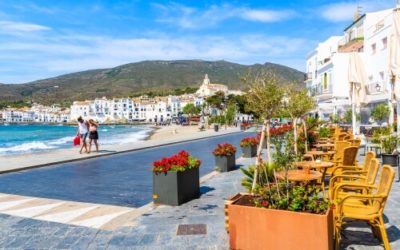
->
[308, 84, 333, 97]
[338, 37, 364, 52]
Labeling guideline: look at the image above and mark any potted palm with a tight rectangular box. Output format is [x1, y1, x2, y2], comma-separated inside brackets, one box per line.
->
[381, 135, 399, 167]
[240, 137, 258, 158]
[152, 150, 201, 206]
[213, 143, 236, 172]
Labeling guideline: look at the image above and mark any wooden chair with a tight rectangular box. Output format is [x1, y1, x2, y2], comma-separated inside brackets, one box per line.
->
[349, 138, 361, 147]
[333, 165, 395, 250]
[332, 141, 351, 165]
[337, 133, 348, 141]
[330, 151, 375, 176]
[329, 158, 379, 200]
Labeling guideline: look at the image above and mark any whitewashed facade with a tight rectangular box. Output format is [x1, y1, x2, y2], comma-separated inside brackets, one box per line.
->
[306, 6, 398, 122]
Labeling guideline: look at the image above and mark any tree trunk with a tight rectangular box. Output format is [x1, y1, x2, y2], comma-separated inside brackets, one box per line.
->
[293, 117, 298, 154]
[302, 118, 308, 152]
[251, 119, 267, 193]
[266, 121, 272, 165]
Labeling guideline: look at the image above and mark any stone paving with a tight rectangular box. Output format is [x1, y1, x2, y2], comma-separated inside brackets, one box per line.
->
[0, 154, 399, 249]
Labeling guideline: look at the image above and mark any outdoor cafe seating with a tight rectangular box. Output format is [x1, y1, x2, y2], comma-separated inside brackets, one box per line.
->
[297, 127, 396, 249]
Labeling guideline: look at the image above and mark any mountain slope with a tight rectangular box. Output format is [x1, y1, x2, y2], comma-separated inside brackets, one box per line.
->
[0, 60, 304, 105]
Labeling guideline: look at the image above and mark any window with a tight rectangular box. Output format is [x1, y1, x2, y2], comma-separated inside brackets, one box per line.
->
[382, 37, 387, 49]
[323, 73, 328, 90]
[371, 43, 376, 54]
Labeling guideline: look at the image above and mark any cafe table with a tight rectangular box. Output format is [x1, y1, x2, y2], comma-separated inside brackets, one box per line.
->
[293, 161, 334, 193]
[306, 150, 335, 161]
[275, 169, 322, 183]
[313, 143, 335, 150]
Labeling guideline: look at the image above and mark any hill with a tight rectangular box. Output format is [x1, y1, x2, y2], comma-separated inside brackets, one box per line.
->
[0, 60, 304, 106]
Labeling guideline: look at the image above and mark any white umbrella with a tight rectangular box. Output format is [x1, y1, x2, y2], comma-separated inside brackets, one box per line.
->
[389, 7, 400, 134]
[348, 52, 367, 135]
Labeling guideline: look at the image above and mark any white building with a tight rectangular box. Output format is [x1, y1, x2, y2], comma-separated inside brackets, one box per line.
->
[306, 6, 398, 122]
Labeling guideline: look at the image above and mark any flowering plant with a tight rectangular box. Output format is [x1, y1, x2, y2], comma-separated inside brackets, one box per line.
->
[152, 150, 201, 174]
[213, 143, 237, 156]
[256, 124, 292, 141]
[240, 137, 259, 147]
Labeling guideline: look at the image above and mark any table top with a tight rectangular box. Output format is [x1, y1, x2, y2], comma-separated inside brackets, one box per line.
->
[306, 150, 335, 156]
[294, 161, 334, 169]
[275, 170, 322, 182]
[313, 143, 335, 148]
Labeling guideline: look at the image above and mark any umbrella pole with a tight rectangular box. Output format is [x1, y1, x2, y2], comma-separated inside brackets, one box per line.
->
[397, 100, 400, 136]
[351, 83, 357, 136]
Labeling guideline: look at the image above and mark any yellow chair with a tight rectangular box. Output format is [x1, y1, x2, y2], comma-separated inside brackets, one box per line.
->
[328, 158, 379, 200]
[349, 138, 361, 147]
[330, 151, 375, 176]
[337, 133, 348, 141]
[333, 165, 395, 250]
[332, 141, 351, 165]
[331, 145, 358, 168]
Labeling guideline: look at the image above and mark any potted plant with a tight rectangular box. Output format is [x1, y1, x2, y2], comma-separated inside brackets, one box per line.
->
[240, 137, 258, 158]
[381, 135, 399, 167]
[227, 184, 332, 250]
[370, 103, 390, 125]
[213, 143, 236, 172]
[152, 150, 201, 206]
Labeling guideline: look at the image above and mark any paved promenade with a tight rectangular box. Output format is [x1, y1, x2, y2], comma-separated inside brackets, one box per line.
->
[0, 150, 399, 249]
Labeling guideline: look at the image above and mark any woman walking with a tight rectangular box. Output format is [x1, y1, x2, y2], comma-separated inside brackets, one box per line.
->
[77, 116, 89, 154]
[88, 119, 99, 153]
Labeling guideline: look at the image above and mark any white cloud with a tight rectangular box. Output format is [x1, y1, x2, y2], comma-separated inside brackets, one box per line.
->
[320, 0, 396, 22]
[241, 9, 295, 22]
[0, 33, 311, 83]
[0, 20, 50, 33]
[153, 3, 295, 29]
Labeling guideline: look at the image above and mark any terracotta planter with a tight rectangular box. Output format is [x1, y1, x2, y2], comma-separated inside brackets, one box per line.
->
[153, 168, 200, 206]
[215, 154, 236, 172]
[227, 193, 333, 250]
[241, 145, 257, 158]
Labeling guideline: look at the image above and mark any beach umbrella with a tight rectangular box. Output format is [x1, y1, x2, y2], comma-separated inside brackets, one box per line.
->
[348, 52, 367, 135]
[389, 7, 400, 134]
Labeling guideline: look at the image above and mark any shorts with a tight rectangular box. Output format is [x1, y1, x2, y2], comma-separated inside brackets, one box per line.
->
[80, 133, 88, 143]
[89, 131, 99, 140]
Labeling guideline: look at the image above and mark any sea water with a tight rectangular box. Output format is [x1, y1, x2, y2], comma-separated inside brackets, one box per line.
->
[0, 124, 152, 155]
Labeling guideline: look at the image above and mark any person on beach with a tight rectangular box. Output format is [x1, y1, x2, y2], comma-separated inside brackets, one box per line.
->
[88, 119, 99, 153]
[77, 116, 89, 154]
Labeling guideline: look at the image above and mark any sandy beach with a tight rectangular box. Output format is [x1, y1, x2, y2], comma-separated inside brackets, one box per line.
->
[0, 124, 241, 172]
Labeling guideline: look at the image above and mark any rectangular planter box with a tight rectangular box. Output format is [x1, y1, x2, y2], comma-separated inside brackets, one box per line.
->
[228, 194, 333, 250]
[153, 168, 200, 206]
[241, 145, 257, 158]
[215, 154, 236, 172]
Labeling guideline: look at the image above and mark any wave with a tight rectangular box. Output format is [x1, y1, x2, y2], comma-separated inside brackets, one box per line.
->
[101, 128, 152, 145]
[48, 136, 75, 146]
[0, 142, 55, 154]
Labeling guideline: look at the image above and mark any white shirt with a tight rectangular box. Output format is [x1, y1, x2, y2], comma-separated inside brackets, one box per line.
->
[78, 122, 88, 134]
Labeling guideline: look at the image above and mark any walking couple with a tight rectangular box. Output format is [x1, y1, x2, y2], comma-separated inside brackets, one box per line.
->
[77, 116, 99, 154]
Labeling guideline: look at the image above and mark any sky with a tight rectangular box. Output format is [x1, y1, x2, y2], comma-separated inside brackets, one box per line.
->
[0, 0, 397, 84]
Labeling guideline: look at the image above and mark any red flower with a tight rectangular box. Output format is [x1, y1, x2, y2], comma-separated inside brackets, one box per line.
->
[152, 150, 201, 174]
[240, 137, 259, 147]
[213, 143, 237, 156]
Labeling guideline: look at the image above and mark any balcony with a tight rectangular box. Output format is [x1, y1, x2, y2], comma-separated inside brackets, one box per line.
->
[309, 84, 333, 98]
[338, 37, 364, 52]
